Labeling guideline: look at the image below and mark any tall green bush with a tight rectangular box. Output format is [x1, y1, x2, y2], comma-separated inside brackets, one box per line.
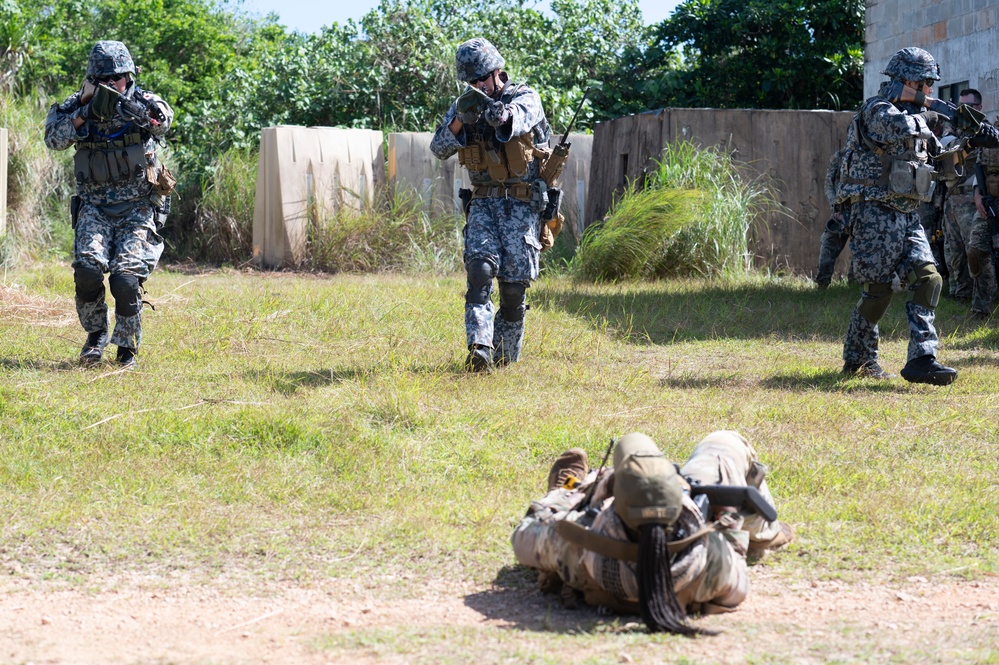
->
[572, 140, 778, 281]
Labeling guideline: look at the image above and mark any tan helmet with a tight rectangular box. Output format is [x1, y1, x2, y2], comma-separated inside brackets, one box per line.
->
[612, 433, 684, 531]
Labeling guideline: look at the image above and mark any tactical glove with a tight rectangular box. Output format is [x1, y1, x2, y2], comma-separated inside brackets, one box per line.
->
[456, 86, 488, 124]
[89, 83, 122, 121]
[955, 103, 986, 134]
[920, 110, 941, 131]
[968, 123, 999, 150]
[484, 99, 509, 127]
[80, 79, 97, 104]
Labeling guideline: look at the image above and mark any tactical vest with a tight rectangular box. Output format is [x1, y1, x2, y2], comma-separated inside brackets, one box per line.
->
[837, 98, 935, 211]
[978, 147, 999, 197]
[456, 82, 551, 188]
[73, 129, 148, 187]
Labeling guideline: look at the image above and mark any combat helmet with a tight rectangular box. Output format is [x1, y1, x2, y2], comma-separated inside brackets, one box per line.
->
[455, 38, 504, 82]
[612, 433, 684, 532]
[881, 47, 940, 82]
[87, 40, 136, 80]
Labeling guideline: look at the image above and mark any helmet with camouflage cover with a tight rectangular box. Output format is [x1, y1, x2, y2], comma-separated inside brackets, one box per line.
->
[881, 47, 940, 82]
[455, 38, 505, 82]
[87, 40, 136, 80]
[612, 433, 684, 531]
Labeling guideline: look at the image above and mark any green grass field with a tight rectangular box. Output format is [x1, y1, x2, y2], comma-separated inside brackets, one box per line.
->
[1, 262, 997, 662]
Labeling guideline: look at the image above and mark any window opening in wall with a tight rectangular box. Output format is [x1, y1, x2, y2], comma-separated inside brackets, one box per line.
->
[620, 153, 629, 188]
[938, 81, 969, 106]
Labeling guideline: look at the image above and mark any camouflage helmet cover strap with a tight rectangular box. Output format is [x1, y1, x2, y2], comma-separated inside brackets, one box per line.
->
[87, 40, 136, 79]
[455, 37, 505, 82]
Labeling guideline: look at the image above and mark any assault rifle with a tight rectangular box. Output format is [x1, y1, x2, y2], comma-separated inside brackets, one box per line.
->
[117, 88, 168, 130]
[884, 80, 986, 134]
[687, 481, 778, 522]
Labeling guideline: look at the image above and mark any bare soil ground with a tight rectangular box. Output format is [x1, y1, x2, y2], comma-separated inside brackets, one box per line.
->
[2, 569, 997, 664]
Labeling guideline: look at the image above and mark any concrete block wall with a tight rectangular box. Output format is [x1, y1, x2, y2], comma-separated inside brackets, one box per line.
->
[866, 0, 999, 117]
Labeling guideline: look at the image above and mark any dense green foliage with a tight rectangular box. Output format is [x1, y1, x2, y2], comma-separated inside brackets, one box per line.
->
[1, 0, 863, 263]
[573, 141, 777, 281]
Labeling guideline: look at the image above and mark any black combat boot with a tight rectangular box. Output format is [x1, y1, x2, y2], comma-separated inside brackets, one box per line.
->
[79, 330, 109, 366]
[116, 346, 138, 370]
[465, 344, 494, 373]
[900, 355, 957, 386]
[842, 360, 894, 379]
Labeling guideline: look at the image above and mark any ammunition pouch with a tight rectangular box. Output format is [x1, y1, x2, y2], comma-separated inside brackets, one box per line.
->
[888, 158, 935, 202]
[73, 133, 146, 186]
[458, 131, 542, 182]
[149, 162, 176, 196]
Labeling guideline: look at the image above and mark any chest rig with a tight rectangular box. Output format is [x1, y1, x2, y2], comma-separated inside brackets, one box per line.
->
[456, 82, 551, 189]
[842, 104, 935, 204]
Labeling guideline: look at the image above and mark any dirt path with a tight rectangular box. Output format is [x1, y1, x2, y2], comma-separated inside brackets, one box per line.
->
[2, 572, 997, 664]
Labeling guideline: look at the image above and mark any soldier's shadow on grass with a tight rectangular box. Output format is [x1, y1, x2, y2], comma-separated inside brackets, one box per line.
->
[535, 281, 983, 347]
[463, 565, 645, 634]
[243, 368, 376, 394]
[0, 357, 79, 372]
[759, 372, 920, 393]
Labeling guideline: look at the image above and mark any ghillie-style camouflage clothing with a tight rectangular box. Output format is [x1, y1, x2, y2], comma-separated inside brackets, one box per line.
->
[431, 78, 549, 364]
[45, 75, 172, 354]
[512, 431, 785, 616]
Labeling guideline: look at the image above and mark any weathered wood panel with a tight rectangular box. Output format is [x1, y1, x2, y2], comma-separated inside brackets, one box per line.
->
[587, 109, 854, 275]
[0, 127, 7, 237]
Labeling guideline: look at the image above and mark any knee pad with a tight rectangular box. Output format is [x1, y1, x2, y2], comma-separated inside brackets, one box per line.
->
[967, 247, 987, 278]
[465, 258, 496, 305]
[74, 264, 105, 303]
[498, 281, 527, 322]
[857, 282, 893, 324]
[908, 262, 942, 309]
[109, 273, 142, 317]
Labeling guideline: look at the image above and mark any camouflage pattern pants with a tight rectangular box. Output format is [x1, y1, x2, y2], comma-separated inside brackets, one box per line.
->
[943, 193, 976, 300]
[967, 215, 997, 313]
[464, 196, 541, 363]
[844, 201, 938, 366]
[816, 214, 851, 286]
[73, 199, 164, 349]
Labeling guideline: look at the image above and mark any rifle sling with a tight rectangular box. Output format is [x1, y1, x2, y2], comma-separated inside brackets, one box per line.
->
[556, 519, 720, 562]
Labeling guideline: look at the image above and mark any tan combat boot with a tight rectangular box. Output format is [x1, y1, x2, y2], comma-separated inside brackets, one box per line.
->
[546, 448, 589, 492]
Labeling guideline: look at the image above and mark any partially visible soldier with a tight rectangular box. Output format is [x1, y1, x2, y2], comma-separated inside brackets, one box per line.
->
[430, 38, 551, 372]
[834, 47, 958, 385]
[942, 89, 984, 301]
[815, 148, 853, 287]
[968, 144, 999, 317]
[45, 40, 174, 369]
[511, 431, 792, 634]
[915, 114, 949, 278]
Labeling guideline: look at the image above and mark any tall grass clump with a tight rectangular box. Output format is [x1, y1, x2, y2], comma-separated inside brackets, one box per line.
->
[192, 147, 258, 264]
[307, 183, 461, 274]
[572, 140, 779, 281]
[0, 96, 74, 266]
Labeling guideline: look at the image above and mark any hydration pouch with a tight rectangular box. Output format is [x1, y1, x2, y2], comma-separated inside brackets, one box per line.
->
[70, 195, 81, 230]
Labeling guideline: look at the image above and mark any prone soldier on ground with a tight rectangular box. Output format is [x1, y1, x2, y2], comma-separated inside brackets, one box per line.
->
[512, 431, 793, 634]
[44, 40, 174, 370]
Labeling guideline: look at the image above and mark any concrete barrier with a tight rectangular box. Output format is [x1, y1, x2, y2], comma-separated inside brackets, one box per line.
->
[252, 126, 384, 268]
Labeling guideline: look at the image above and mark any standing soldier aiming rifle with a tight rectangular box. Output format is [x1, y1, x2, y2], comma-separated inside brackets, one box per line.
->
[44, 40, 174, 370]
[430, 38, 559, 372]
[834, 47, 994, 385]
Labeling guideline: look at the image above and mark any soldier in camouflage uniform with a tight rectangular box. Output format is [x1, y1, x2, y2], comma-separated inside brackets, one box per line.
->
[967, 145, 999, 317]
[942, 90, 983, 301]
[45, 41, 173, 370]
[512, 431, 792, 631]
[815, 149, 853, 287]
[430, 38, 551, 372]
[834, 48, 958, 385]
